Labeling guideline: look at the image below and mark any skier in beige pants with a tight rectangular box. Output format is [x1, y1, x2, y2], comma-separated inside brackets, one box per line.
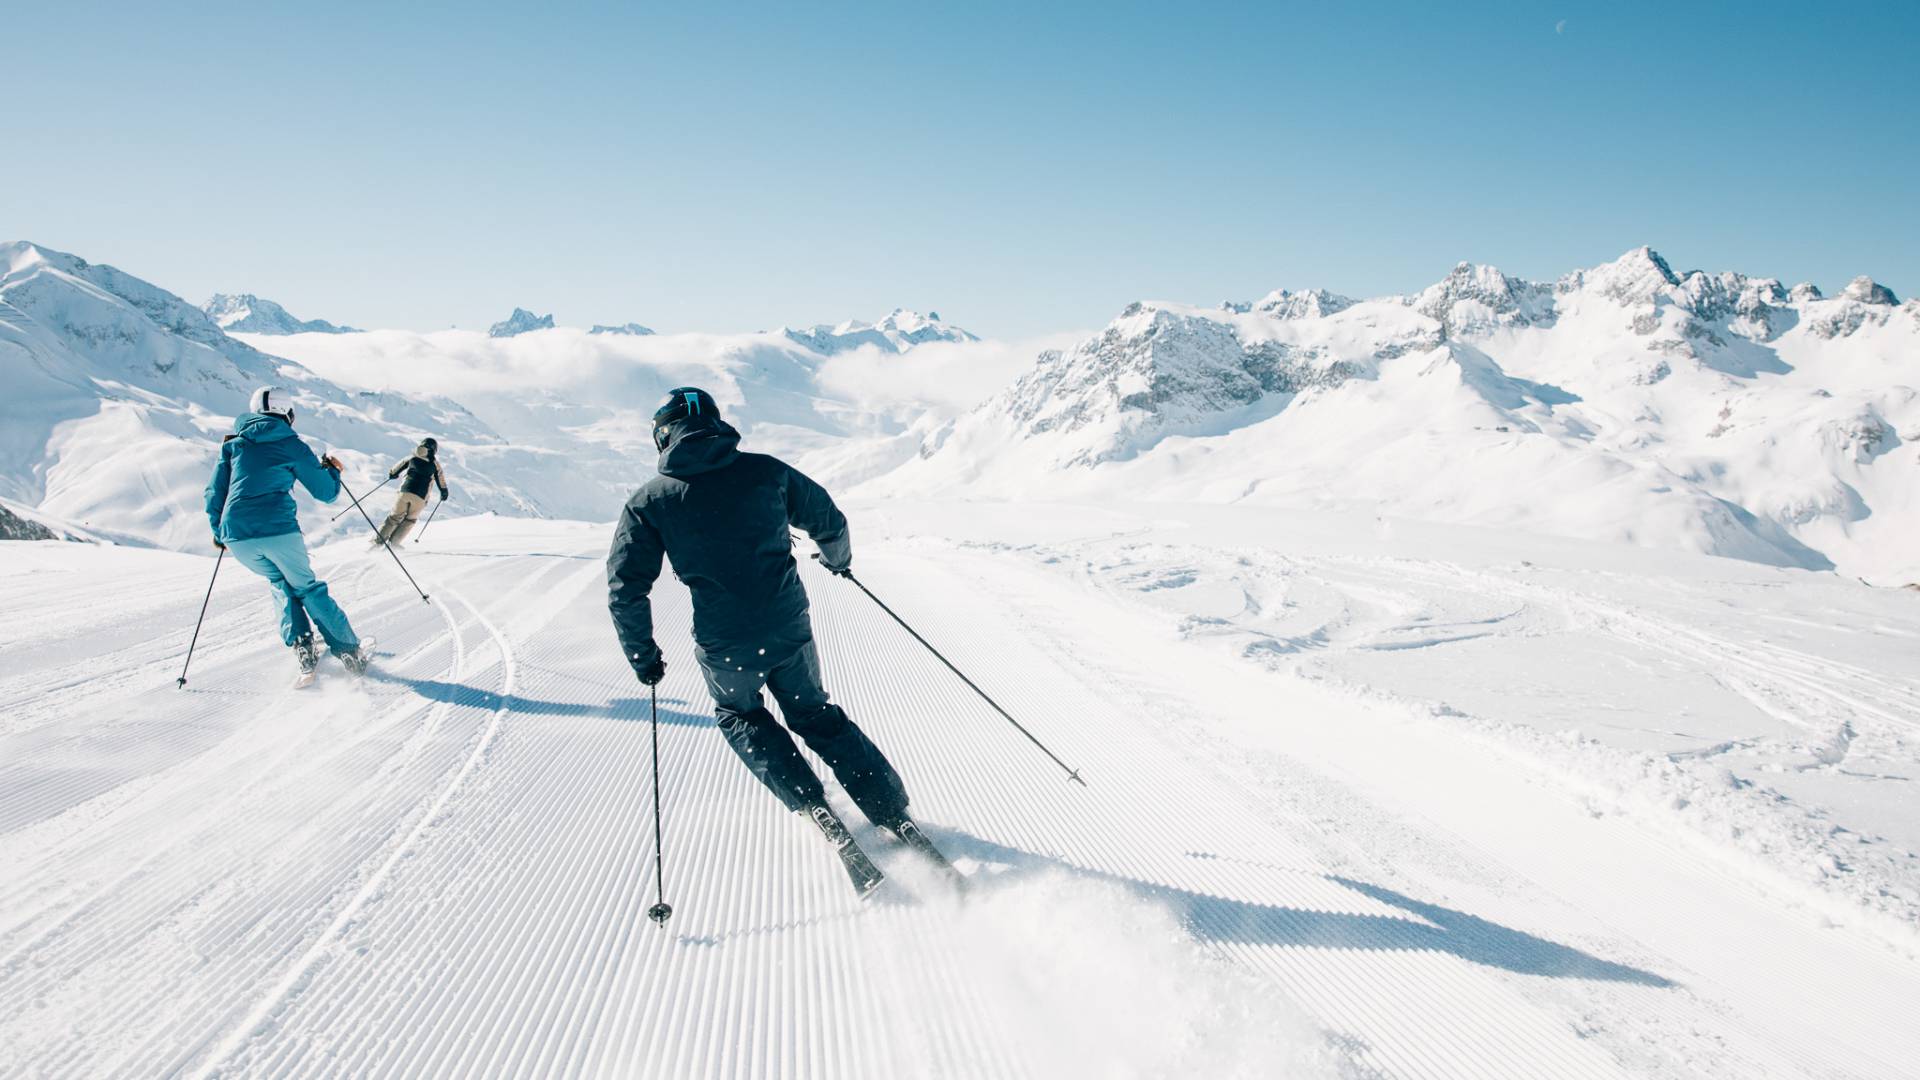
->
[373, 437, 450, 547]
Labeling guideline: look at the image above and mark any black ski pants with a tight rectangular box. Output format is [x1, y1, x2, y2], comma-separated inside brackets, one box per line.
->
[699, 640, 909, 826]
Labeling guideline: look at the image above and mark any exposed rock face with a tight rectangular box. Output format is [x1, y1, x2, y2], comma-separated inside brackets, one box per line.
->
[1844, 276, 1899, 306]
[1252, 288, 1355, 320]
[489, 308, 556, 337]
[0, 503, 58, 541]
[988, 302, 1366, 465]
[1410, 262, 1555, 337]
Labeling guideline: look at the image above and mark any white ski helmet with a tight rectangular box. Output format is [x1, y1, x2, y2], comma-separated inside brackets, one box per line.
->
[249, 385, 295, 422]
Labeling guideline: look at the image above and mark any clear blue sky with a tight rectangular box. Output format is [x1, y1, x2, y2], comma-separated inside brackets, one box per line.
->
[7, 2, 1916, 337]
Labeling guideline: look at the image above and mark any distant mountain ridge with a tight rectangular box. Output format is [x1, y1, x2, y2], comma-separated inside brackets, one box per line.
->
[875, 248, 1918, 578]
[489, 308, 555, 337]
[204, 293, 358, 334]
[784, 309, 978, 354]
[0, 241, 631, 548]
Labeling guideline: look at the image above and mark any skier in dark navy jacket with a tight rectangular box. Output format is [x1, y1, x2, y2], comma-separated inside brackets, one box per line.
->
[608, 387, 924, 883]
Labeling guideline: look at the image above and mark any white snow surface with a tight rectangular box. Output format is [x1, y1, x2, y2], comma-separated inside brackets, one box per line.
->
[3, 508, 1918, 1078]
[9, 238, 1920, 1075]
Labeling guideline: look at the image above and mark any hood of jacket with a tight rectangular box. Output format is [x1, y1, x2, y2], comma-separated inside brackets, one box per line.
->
[233, 412, 297, 443]
[657, 418, 742, 479]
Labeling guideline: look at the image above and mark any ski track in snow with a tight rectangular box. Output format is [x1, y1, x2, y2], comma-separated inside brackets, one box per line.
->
[3, 518, 1918, 1078]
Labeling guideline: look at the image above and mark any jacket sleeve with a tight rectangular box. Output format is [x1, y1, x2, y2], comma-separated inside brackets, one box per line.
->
[205, 440, 233, 538]
[783, 463, 851, 571]
[388, 460, 405, 479]
[434, 460, 449, 496]
[607, 499, 666, 673]
[292, 441, 342, 503]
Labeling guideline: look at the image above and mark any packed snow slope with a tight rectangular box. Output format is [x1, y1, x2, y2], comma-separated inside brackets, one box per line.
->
[4, 507, 1919, 1079]
[875, 249, 1920, 580]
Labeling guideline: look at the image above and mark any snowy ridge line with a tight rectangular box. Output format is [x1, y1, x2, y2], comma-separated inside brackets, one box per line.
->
[186, 581, 509, 1079]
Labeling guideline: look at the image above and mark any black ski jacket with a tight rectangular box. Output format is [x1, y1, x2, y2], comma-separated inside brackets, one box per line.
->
[607, 419, 851, 676]
[390, 451, 448, 499]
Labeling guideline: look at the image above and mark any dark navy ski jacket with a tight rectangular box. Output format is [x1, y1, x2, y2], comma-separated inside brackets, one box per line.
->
[607, 419, 851, 676]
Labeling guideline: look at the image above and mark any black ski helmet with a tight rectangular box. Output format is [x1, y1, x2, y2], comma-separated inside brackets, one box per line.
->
[652, 387, 720, 450]
[420, 436, 438, 455]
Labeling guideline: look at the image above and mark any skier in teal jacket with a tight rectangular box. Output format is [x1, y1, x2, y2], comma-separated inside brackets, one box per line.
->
[205, 386, 373, 680]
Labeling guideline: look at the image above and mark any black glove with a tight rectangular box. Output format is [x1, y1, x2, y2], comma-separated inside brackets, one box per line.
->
[439, 487, 451, 501]
[811, 552, 852, 578]
[637, 654, 666, 686]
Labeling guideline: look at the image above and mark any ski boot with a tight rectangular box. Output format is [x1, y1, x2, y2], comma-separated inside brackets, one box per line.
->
[292, 635, 319, 689]
[804, 803, 885, 898]
[884, 814, 967, 889]
[337, 637, 376, 678]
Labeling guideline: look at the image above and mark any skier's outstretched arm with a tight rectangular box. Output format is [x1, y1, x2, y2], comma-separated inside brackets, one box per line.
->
[291, 442, 343, 504]
[434, 460, 449, 499]
[783, 463, 851, 572]
[388, 460, 406, 479]
[608, 500, 667, 678]
[204, 441, 234, 543]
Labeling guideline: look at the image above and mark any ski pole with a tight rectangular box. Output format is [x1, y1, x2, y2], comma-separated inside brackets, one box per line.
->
[646, 683, 673, 925]
[331, 475, 392, 521]
[820, 557, 1087, 786]
[338, 476, 432, 604]
[176, 547, 225, 688]
[413, 496, 442, 544]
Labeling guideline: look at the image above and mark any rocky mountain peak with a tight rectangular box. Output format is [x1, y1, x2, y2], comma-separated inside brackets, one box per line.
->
[489, 308, 555, 338]
[1843, 276, 1899, 306]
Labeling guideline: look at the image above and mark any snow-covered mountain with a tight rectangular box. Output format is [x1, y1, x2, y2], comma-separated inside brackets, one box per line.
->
[0, 242, 637, 549]
[13, 240, 1918, 579]
[488, 307, 555, 337]
[873, 248, 1920, 578]
[783, 309, 978, 354]
[588, 322, 654, 336]
[203, 293, 358, 334]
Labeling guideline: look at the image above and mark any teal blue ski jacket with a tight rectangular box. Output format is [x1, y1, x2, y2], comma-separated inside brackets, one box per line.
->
[205, 412, 341, 542]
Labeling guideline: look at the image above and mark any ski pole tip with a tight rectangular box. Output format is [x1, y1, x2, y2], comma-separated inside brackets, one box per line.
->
[175, 677, 186, 689]
[1068, 769, 1087, 787]
[647, 902, 673, 925]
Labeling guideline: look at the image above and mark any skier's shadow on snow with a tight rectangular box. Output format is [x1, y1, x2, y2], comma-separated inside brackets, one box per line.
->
[936, 831, 1673, 988]
[373, 672, 714, 726]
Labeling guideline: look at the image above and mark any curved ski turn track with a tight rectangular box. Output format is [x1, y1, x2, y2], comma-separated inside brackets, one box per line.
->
[2, 515, 1916, 1078]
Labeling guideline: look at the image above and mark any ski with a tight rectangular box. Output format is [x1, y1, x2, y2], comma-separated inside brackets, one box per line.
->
[293, 635, 318, 689]
[835, 838, 887, 898]
[340, 637, 377, 678]
[806, 804, 885, 898]
[887, 818, 968, 891]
